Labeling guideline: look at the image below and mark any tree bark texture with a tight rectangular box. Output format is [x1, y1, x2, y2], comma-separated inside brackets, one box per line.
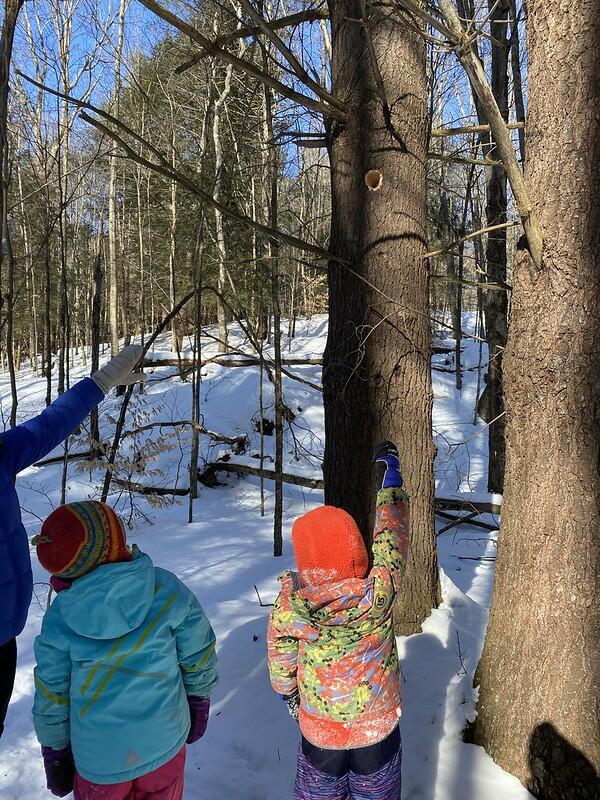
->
[473, 3, 600, 797]
[323, 0, 438, 634]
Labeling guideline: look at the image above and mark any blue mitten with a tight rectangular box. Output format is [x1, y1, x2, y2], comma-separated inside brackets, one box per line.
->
[373, 441, 403, 489]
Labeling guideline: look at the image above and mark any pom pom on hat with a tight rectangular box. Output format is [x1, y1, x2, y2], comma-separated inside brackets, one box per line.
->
[292, 506, 368, 586]
[33, 501, 131, 579]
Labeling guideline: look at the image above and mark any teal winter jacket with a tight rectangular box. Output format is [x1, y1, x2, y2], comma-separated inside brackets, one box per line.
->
[32, 548, 218, 784]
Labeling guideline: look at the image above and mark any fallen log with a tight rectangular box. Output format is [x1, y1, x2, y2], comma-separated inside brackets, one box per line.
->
[34, 450, 95, 467]
[200, 464, 503, 512]
[143, 356, 322, 369]
[121, 420, 247, 453]
[108, 469, 504, 527]
[198, 460, 324, 490]
[113, 478, 190, 496]
[436, 509, 481, 534]
[435, 497, 502, 515]
[143, 355, 323, 393]
[435, 509, 499, 533]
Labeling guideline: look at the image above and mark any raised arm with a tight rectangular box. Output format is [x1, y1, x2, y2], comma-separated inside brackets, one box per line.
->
[0, 378, 103, 477]
[0, 345, 145, 477]
[371, 441, 410, 591]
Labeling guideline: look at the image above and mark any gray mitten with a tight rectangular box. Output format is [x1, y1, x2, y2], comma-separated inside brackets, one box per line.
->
[91, 345, 146, 394]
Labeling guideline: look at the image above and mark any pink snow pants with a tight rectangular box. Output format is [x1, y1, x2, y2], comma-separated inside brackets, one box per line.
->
[73, 746, 186, 800]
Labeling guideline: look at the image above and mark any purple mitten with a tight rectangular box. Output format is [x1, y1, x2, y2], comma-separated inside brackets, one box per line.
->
[41, 745, 75, 798]
[187, 696, 210, 743]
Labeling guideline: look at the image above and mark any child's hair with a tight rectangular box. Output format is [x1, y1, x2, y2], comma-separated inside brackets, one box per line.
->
[32, 501, 131, 578]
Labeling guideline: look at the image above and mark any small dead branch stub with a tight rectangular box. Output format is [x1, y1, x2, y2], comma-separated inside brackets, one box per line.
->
[254, 584, 274, 607]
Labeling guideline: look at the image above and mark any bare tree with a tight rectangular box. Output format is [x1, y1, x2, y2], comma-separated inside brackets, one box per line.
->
[108, 0, 128, 356]
[0, 0, 24, 295]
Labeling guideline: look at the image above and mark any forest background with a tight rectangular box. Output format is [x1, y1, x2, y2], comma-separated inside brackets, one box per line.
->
[0, 1, 598, 799]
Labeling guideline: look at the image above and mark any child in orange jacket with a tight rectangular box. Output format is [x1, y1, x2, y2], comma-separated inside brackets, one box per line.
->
[267, 442, 409, 800]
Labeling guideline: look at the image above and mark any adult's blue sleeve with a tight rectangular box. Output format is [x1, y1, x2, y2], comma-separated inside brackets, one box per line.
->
[0, 378, 104, 477]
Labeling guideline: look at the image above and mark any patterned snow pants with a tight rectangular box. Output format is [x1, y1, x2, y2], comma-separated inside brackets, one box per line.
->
[294, 726, 402, 800]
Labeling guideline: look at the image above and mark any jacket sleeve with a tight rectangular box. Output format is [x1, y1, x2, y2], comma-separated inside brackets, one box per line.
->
[371, 486, 410, 592]
[0, 377, 104, 477]
[32, 607, 72, 750]
[267, 592, 301, 697]
[175, 588, 218, 698]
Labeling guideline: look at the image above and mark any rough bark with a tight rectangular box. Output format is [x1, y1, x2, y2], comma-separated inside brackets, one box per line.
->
[473, 3, 600, 797]
[323, 0, 438, 633]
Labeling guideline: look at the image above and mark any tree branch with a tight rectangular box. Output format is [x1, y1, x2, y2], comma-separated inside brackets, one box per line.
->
[136, 0, 345, 120]
[424, 0, 542, 272]
[175, 8, 329, 73]
[431, 121, 524, 138]
[235, 0, 343, 111]
[424, 220, 518, 259]
[17, 71, 334, 261]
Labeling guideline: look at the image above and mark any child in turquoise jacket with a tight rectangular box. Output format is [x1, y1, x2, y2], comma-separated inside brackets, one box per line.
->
[32, 501, 218, 800]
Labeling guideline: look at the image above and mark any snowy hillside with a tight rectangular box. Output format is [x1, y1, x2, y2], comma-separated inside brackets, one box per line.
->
[0, 316, 534, 800]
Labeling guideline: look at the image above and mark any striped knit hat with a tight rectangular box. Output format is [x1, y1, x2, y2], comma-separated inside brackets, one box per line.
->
[33, 501, 131, 579]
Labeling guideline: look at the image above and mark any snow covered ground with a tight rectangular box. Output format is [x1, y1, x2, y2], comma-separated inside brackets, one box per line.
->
[0, 316, 535, 799]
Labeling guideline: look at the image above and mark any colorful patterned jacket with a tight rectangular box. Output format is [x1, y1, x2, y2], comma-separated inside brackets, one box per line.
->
[267, 487, 409, 749]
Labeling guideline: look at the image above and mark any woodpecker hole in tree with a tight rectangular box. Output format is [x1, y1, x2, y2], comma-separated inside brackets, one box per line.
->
[365, 169, 383, 191]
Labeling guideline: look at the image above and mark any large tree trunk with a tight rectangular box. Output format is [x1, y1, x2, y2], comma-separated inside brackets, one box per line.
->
[323, 0, 438, 633]
[473, 3, 600, 797]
